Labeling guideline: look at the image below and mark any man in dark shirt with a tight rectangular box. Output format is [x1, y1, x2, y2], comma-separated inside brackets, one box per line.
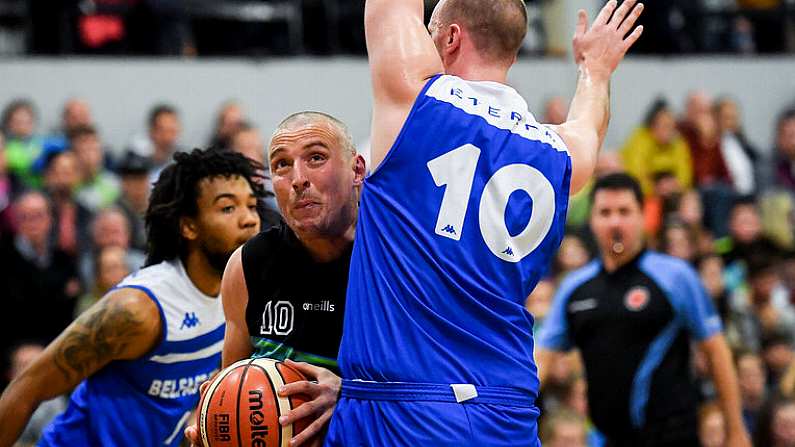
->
[186, 111, 365, 447]
[536, 173, 749, 447]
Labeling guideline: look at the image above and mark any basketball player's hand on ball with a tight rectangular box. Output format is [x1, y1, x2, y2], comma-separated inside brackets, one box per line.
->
[184, 380, 211, 446]
[572, 0, 644, 80]
[278, 359, 341, 447]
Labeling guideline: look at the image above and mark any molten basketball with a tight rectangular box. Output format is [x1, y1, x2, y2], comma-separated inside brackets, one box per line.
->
[198, 358, 310, 447]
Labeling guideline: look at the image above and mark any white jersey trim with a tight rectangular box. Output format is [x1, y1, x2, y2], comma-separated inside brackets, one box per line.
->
[425, 75, 569, 154]
[149, 339, 224, 364]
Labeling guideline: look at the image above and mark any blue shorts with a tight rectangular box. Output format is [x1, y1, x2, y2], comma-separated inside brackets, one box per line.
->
[324, 380, 541, 447]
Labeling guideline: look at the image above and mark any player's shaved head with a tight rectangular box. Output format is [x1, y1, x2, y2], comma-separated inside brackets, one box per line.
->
[431, 0, 528, 63]
[271, 111, 356, 159]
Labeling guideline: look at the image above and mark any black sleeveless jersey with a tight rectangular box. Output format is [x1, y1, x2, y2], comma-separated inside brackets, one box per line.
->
[241, 223, 351, 373]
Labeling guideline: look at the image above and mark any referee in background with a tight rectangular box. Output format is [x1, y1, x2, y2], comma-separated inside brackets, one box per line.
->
[536, 173, 750, 447]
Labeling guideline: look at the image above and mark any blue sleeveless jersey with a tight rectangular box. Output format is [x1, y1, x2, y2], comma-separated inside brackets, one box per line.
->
[338, 75, 571, 396]
[39, 260, 224, 446]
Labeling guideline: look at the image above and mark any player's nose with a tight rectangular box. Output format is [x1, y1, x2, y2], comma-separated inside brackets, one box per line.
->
[291, 163, 311, 192]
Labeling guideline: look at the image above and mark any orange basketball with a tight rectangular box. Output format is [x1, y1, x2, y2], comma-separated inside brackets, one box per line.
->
[198, 358, 310, 447]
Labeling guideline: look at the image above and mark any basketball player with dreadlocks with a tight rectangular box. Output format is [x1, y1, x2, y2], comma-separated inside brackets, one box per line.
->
[0, 148, 262, 447]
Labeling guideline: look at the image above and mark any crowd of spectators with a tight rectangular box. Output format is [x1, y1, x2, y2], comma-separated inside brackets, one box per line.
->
[6, 0, 794, 56]
[2, 90, 795, 445]
[535, 92, 795, 446]
[0, 96, 279, 395]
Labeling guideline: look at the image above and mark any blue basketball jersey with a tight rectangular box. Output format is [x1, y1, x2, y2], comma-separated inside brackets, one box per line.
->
[39, 260, 224, 447]
[337, 75, 571, 396]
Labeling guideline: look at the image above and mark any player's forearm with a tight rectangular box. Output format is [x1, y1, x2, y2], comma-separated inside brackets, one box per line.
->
[704, 337, 747, 437]
[0, 377, 41, 447]
[565, 66, 611, 148]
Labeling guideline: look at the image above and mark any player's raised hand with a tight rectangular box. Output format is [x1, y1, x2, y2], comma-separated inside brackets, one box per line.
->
[572, 0, 644, 80]
[278, 360, 341, 447]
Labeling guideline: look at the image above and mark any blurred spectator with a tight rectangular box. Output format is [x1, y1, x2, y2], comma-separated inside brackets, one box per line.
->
[210, 101, 245, 149]
[699, 254, 731, 323]
[542, 96, 567, 126]
[231, 121, 265, 165]
[114, 151, 152, 252]
[716, 196, 774, 270]
[716, 97, 759, 196]
[69, 125, 120, 212]
[78, 207, 145, 288]
[59, 99, 94, 137]
[553, 234, 591, 279]
[526, 278, 555, 335]
[643, 171, 682, 239]
[130, 104, 182, 182]
[763, 331, 795, 391]
[735, 351, 768, 435]
[774, 108, 795, 191]
[0, 192, 80, 360]
[74, 245, 130, 317]
[621, 99, 692, 196]
[230, 123, 281, 228]
[539, 408, 588, 447]
[679, 91, 731, 187]
[567, 150, 623, 230]
[728, 255, 795, 351]
[2, 99, 43, 189]
[679, 91, 736, 237]
[660, 219, 698, 263]
[698, 402, 727, 447]
[755, 397, 795, 447]
[4, 342, 68, 445]
[737, 0, 788, 54]
[676, 189, 715, 256]
[42, 150, 92, 257]
[0, 133, 17, 237]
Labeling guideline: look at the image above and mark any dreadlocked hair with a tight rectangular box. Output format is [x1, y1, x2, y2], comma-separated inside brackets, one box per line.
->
[144, 147, 266, 267]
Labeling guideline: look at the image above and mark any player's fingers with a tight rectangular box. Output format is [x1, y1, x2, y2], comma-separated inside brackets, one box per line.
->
[609, 0, 635, 29]
[594, 0, 618, 26]
[279, 399, 321, 425]
[184, 425, 200, 446]
[574, 9, 588, 38]
[288, 411, 332, 446]
[284, 359, 322, 378]
[618, 3, 644, 36]
[279, 380, 317, 397]
[622, 25, 644, 51]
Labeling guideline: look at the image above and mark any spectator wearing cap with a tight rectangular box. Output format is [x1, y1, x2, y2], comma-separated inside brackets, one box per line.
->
[70, 125, 120, 212]
[114, 150, 151, 251]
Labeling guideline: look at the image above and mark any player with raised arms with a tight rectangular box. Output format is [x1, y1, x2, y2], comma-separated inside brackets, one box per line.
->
[325, 0, 645, 445]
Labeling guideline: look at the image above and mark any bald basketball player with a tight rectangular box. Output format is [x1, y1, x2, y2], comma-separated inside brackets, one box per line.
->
[186, 112, 365, 447]
[326, 1, 644, 446]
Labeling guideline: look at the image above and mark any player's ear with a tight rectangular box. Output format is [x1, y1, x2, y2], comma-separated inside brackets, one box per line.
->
[352, 154, 366, 186]
[446, 24, 462, 54]
[180, 216, 199, 242]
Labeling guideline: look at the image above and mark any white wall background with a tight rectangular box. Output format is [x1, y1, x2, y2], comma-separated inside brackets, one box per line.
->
[0, 57, 793, 157]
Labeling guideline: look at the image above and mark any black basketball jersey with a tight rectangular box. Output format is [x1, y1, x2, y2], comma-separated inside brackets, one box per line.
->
[241, 223, 351, 374]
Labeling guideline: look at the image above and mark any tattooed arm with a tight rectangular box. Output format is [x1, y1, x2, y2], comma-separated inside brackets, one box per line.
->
[0, 288, 161, 447]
